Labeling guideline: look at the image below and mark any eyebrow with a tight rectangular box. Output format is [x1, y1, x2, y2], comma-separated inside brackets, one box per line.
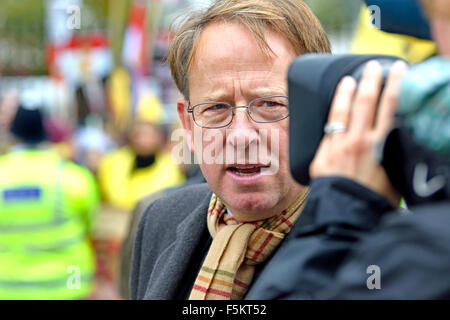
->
[251, 87, 287, 97]
[200, 92, 230, 102]
[199, 88, 287, 103]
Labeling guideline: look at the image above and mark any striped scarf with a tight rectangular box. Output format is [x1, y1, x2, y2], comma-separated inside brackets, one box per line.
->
[189, 189, 309, 300]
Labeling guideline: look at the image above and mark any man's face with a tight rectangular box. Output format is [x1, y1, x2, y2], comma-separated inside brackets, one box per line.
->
[177, 21, 304, 222]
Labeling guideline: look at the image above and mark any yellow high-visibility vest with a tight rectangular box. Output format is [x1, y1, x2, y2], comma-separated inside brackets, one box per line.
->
[0, 149, 99, 299]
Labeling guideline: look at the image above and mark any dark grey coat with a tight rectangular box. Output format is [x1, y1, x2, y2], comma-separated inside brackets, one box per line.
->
[130, 183, 213, 300]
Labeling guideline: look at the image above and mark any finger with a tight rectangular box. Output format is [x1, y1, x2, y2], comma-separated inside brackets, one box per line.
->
[327, 76, 357, 130]
[350, 60, 383, 134]
[374, 60, 409, 138]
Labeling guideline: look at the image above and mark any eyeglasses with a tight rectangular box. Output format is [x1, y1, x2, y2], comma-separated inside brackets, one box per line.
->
[187, 95, 289, 129]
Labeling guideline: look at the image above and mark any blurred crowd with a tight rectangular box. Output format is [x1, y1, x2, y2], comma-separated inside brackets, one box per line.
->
[0, 0, 203, 299]
[0, 72, 192, 300]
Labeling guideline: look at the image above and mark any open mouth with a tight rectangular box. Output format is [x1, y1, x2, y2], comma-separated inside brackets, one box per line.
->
[226, 165, 270, 176]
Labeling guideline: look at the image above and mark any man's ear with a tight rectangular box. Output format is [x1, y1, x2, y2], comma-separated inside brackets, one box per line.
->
[177, 98, 195, 153]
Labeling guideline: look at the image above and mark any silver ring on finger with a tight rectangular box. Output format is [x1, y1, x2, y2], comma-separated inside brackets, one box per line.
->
[324, 122, 348, 135]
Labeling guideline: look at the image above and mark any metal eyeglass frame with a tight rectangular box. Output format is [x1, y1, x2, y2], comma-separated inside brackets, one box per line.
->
[187, 95, 290, 129]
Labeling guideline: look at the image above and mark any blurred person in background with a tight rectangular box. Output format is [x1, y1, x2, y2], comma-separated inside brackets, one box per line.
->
[97, 93, 185, 211]
[246, 0, 450, 300]
[0, 102, 99, 299]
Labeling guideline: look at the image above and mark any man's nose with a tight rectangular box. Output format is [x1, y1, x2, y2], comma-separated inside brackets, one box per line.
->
[226, 108, 260, 149]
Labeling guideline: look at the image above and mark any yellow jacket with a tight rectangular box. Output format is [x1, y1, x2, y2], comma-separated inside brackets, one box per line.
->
[97, 146, 185, 211]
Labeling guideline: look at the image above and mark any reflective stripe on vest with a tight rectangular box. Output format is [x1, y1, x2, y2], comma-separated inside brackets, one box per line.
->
[24, 233, 87, 253]
[0, 233, 87, 253]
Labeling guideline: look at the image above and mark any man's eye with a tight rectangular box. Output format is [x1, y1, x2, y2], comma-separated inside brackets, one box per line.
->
[263, 101, 279, 107]
[259, 100, 284, 107]
[205, 104, 229, 111]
